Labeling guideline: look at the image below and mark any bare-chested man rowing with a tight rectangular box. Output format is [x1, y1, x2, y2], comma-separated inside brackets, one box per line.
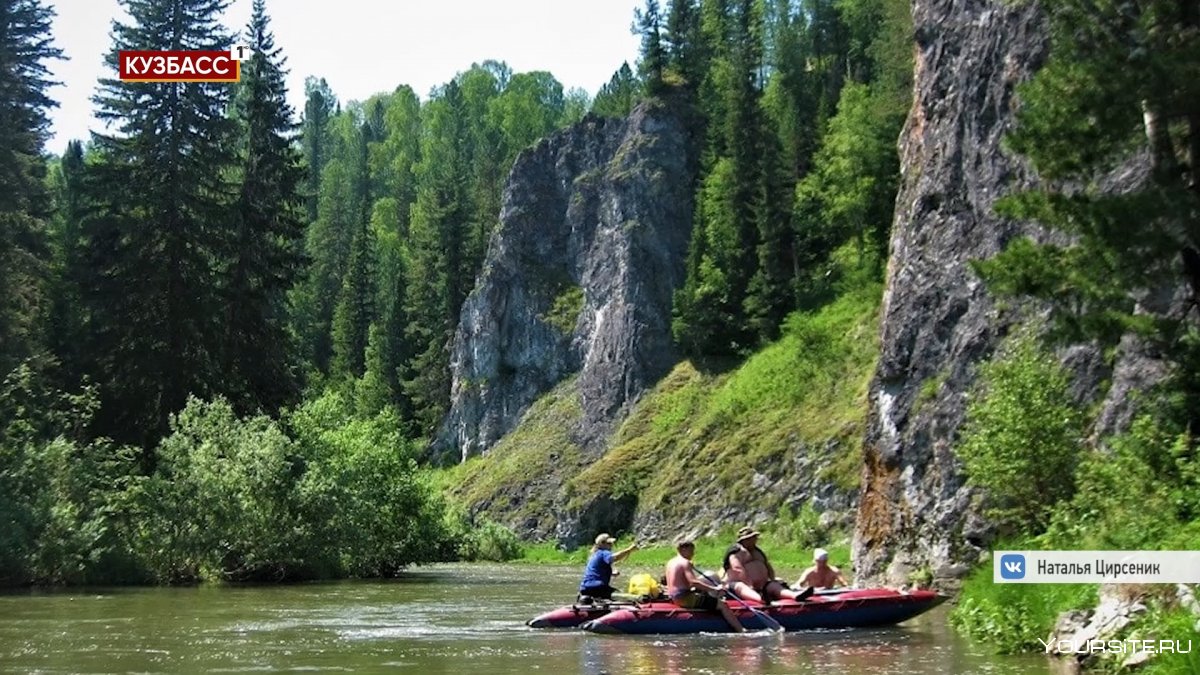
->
[724, 526, 807, 603]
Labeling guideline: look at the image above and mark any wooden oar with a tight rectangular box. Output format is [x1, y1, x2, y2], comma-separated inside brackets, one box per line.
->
[694, 568, 784, 633]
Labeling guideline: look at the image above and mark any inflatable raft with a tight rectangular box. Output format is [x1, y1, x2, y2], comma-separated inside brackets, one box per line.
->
[528, 588, 946, 634]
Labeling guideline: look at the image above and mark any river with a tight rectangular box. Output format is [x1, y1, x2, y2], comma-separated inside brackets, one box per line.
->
[0, 563, 1056, 673]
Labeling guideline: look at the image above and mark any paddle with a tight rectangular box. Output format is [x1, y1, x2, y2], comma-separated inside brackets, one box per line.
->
[693, 567, 785, 633]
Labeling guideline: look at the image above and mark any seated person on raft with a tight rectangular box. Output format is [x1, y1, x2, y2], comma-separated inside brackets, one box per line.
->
[579, 533, 638, 600]
[795, 547, 848, 590]
[665, 539, 744, 632]
[724, 526, 807, 603]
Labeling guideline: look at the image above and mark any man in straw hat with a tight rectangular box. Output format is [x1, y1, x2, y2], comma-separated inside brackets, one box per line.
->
[724, 526, 808, 603]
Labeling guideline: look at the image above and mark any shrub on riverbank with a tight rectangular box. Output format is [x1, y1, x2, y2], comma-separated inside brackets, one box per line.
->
[0, 368, 468, 586]
[952, 399, 1200, 663]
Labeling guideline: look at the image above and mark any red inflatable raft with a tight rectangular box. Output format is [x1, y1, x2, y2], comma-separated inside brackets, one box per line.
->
[527, 588, 946, 634]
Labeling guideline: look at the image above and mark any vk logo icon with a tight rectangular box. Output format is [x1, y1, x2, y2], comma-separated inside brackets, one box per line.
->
[1000, 554, 1026, 580]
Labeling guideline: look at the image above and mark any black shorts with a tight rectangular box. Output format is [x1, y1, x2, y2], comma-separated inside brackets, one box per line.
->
[580, 584, 616, 600]
[672, 591, 719, 611]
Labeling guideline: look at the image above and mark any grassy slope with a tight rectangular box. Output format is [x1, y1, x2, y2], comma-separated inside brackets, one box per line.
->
[441, 248, 884, 558]
[440, 377, 588, 536]
[563, 279, 882, 527]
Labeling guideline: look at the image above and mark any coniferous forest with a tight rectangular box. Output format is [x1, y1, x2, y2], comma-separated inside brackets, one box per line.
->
[0, 0, 911, 586]
[6, 4, 1198, 648]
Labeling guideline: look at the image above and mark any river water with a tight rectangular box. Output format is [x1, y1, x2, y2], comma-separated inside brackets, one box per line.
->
[0, 563, 1056, 674]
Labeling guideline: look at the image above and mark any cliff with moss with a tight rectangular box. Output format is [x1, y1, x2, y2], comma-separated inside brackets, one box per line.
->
[432, 99, 696, 463]
[446, 247, 880, 546]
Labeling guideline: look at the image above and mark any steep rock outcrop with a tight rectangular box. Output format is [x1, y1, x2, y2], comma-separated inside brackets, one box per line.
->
[434, 101, 696, 462]
[852, 0, 1168, 585]
[851, 0, 1053, 585]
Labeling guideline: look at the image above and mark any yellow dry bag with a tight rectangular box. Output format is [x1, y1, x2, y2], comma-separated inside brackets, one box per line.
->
[627, 573, 661, 598]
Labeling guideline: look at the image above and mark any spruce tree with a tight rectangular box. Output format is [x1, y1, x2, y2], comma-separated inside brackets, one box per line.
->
[403, 83, 470, 434]
[592, 62, 639, 118]
[331, 198, 376, 380]
[978, 0, 1200, 428]
[80, 0, 236, 446]
[665, 0, 704, 88]
[634, 0, 667, 95]
[225, 0, 304, 414]
[301, 77, 335, 224]
[0, 0, 61, 373]
[291, 114, 361, 374]
[46, 140, 86, 372]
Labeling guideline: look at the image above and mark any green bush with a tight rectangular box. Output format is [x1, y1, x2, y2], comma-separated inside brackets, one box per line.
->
[136, 397, 316, 582]
[0, 362, 144, 586]
[454, 520, 524, 562]
[955, 331, 1085, 534]
[135, 392, 453, 583]
[287, 390, 449, 577]
[951, 560, 1097, 654]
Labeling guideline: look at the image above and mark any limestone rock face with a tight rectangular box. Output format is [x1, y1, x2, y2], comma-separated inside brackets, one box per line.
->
[850, 0, 1052, 585]
[434, 101, 696, 462]
[852, 0, 1160, 585]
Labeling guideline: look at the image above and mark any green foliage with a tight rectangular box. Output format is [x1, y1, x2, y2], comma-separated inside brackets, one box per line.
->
[1140, 604, 1200, 675]
[286, 391, 449, 577]
[592, 62, 640, 118]
[542, 285, 584, 334]
[955, 331, 1085, 534]
[135, 397, 317, 582]
[0, 361, 144, 586]
[951, 560, 1097, 654]
[135, 392, 451, 583]
[489, 71, 566, 164]
[1042, 413, 1200, 551]
[634, 0, 667, 95]
[568, 274, 881, 525]
[223, 0, 305, 416]
[331, 217, 377, 380]
[447, 515, 524, 562]
[914, 368, 948, 412]
[792, 79, 903, 302]
[0, 0, 61, 374]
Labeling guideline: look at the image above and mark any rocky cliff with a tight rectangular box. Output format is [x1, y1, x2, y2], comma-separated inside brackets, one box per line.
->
[433, 100, 696, 462]
[850, 0, 1053, 585]
[850, 0, 1166, 584]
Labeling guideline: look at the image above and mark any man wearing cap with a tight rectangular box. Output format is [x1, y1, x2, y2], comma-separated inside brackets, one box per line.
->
[578, 533, 639, 600]
[725, 526, 807, 603]
[796, 548, 848, 590]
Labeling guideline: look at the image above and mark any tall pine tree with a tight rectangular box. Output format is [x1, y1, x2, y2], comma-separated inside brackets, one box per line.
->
[80, 0, 236, 446]
[224, 0, 305, 414]
[0, 0, 61, 373]
[634, 0, 667, 95]
[301, 77, 335, 224]
[403, 83, 470, 434]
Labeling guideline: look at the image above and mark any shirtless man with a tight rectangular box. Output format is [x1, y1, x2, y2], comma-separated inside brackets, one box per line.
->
[665, 539, 744, 632]
[725, 527, 806, 603]
[795, 547, 848, 590]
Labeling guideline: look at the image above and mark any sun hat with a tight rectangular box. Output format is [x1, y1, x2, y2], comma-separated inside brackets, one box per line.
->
[736, 526, 761, 542]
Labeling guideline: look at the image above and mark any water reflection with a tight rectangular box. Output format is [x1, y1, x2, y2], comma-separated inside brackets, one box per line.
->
[572, 623, 1045, 675]
[0, 564, 1051, 675]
